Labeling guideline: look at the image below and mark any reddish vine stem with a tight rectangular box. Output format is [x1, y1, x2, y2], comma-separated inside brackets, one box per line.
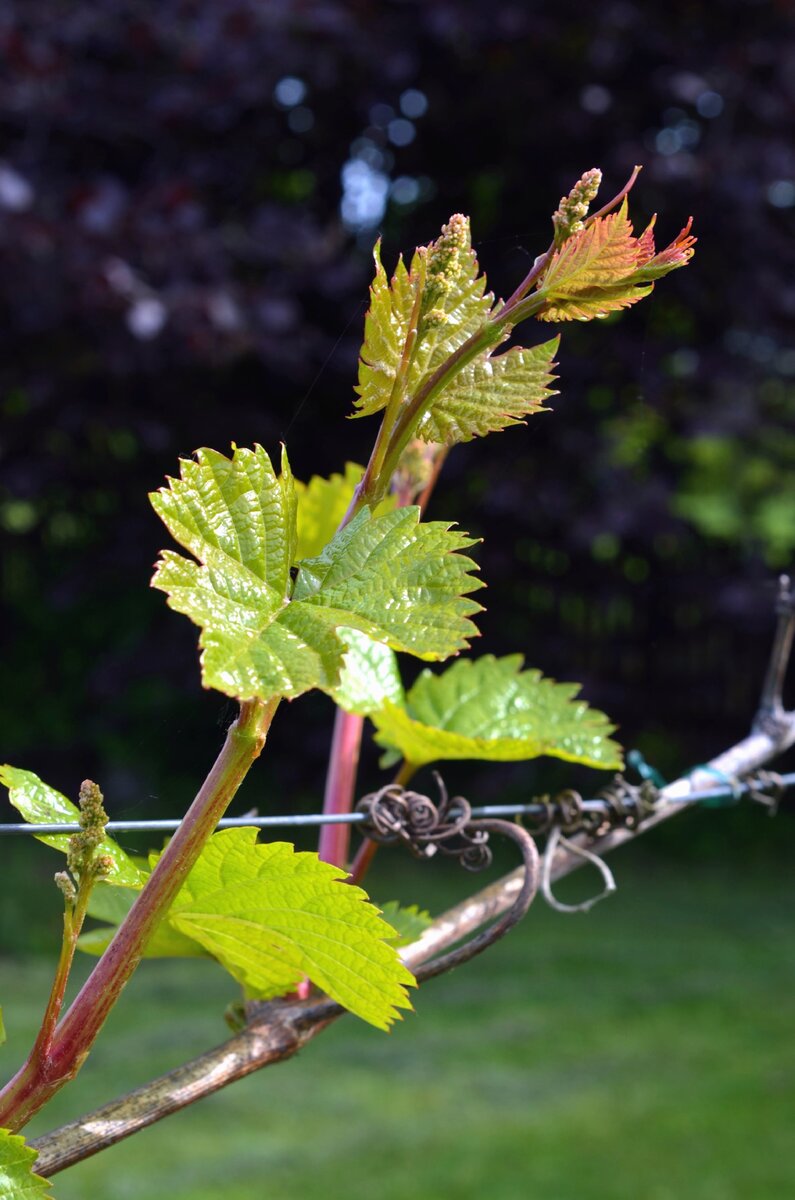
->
[317, 707, 364, 866]
[0, 697, 279, 1132]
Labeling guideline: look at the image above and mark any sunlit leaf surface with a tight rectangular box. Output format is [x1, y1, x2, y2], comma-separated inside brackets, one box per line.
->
[161, 830, 415, 1030]
[151, 444, 483, 701]
[370, 654, 623, 771]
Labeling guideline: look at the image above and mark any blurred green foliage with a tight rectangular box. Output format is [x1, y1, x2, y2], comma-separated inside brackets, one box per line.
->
[672, 427, 795, 566]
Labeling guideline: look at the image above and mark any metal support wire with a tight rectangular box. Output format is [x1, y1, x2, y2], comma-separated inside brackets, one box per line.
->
[1, 771, 792, 838]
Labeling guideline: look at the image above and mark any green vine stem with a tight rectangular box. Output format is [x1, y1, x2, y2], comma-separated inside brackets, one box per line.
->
[317, 443, 448, 870]
[0, 696, 279, 1132]
[30, 874, 94, 1065]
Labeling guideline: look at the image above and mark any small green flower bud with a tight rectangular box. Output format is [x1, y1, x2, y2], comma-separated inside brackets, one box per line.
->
[92, 854, 115, 881]
[55, 871, 77, 904]
[552, 168, 603, 247]
[78, 780, 108, 830]
[67, 779, 109, 877]
[422, 307, 448, 328]
[427, 213, 468, 279]
[421, 214, 470, 318]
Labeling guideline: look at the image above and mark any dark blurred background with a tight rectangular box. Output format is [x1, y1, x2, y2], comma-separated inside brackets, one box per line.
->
[1, 0, 794, 826]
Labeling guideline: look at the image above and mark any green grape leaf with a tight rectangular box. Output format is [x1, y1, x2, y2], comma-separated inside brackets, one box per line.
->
[151, 441, 296, 611]
[78, 922, 208, 960]
[416, 338, 559, 444]
[0, 1129, 53, 1200]
[159, 830, 415, 1030]
[538, 280, 653, 323]
[294, 462, 395, 562]
[354, 218, 493, 420]
[76, 882, 210, 959]
[354, 242, 415, 420]
[85, 881, 139, 925]
[370, 654, 623, 771]
[328, 629, 405, 716]
[291, 506, 482, 659]
[0, 766, 147, 888]
[378, 901, 433, 948]
[152, 444, 483, 701]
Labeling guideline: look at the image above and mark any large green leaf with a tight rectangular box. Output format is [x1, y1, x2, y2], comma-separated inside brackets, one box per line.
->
[0, 1129, 53, 1200]
[294, 462, 394, 562]
[0, 766, 147, 888]
[353, 218, 493, 420]
[416, 338, 559, 444]
[328, 629, 405, 716]
[370, 654, 623, 771]
[160, 830, 415, 1030]
[152, 444, 483, 701]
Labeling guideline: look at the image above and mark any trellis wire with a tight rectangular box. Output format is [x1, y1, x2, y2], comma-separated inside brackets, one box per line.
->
[2, 771, 792, 837]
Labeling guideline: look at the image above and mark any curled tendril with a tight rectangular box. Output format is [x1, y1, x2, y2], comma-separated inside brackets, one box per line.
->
[357, 772, 492, 871]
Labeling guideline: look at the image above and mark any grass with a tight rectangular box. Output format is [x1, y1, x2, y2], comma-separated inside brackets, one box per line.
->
[1, 830, 795, 1200]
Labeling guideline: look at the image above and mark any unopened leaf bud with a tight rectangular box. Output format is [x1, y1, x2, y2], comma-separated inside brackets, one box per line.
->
[392, 439, 438, 502]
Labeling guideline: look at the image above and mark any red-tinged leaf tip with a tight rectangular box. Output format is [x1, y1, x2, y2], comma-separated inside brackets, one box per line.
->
[655, 215, 697, 266]
[637, 214, 657, 261]
[632, 215, 696, 280]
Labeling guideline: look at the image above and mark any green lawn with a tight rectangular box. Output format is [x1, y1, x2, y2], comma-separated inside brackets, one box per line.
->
[2, 842, 794, 1200]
